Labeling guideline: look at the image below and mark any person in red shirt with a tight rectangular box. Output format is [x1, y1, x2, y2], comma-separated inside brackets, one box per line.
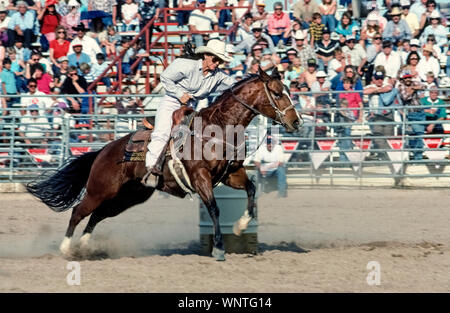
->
[32, 63, 54, 95]
[339, 77, 363, 122]
[37, 0, 61, 51]
[49, 26, 71, 70]
[267, 2, 291, 47]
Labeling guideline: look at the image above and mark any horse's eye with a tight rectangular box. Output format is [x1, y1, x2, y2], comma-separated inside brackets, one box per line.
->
[273, 93, 282, 100]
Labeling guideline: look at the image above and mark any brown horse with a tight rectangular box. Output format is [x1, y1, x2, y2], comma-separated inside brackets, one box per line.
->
[27, 67, 301, 261]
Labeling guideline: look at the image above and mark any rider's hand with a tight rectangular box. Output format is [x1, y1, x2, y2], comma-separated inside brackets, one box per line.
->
[180, 93, 193, 105]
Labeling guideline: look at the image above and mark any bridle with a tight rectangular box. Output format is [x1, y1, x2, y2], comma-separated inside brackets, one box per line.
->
[231, 77, 302, 128]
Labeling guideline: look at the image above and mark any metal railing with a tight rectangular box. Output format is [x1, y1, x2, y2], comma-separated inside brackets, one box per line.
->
[1, 91, 450, 186]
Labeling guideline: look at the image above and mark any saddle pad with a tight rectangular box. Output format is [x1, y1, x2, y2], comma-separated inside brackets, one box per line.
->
[125, 129, 152, 153]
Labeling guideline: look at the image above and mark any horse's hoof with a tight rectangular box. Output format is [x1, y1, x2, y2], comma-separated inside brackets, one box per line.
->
[212, 247, 226, 261]
[79, 233, 91, 249]
[59, 237, 72, 256]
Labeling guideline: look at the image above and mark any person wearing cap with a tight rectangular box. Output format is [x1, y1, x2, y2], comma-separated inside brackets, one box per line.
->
[292, 0, 320, 28]
[397, 69, 426, 160]
[374, 40, 402, 80]
[421, 87, 446, 134]
[18, 103, 52, 146]
[419, 10, 447, 48]
[299, 58, 318, 88]
[315, 27, 339, 72]
[60, 0, 85, 40]
[401, 0, 420, 38]
[235, 21, 275, 55]
[292, 30, 316, 69]
[6, 1, 36, 48]
[363, 68, 399, 159]
[68, 23, 102, 64]
[382, 7, 412, 44]
[362, 10, 387, 35]
[253, 135, 287, 198]
[67, 43, 91, 75]
[311, 70, 331, 106]
[251, 0, 268, 30]
[416, 44, 440, 82]
[342, 34, 367, 76]
[188, 0, 219, 49]
[53, 56, 70, 89]
[142, 39, 236, 187]
[267, 2, 291, 47]
[245, 43, 263, 70]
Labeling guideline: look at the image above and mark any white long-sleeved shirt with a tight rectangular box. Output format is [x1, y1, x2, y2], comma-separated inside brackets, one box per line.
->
[416, 56, 440, 82]
[374, 51, 402, 79]
[160, 58, 236, 103]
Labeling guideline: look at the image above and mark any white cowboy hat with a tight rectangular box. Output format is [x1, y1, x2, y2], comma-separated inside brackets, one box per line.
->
[195, 39, 233, 63]
[294, 30, 306, 40]
[251, 21, 263, 31]
[388, 7, 402, 15]
[68, 0, 80, 7]
[430, 10, 440, 19]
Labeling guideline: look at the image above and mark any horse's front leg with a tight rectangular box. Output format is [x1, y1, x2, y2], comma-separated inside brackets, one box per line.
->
[223, 166, 256, 236]
[194, 168, 225, 261]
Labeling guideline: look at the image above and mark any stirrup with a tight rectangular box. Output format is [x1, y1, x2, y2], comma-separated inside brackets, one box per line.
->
[142, 169, 159, 188]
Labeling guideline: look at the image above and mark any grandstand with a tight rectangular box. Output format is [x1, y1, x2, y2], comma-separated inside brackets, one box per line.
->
[0, 0, 449, 186]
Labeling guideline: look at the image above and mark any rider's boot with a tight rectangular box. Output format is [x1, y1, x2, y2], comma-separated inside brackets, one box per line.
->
[142, 167, 162, 188]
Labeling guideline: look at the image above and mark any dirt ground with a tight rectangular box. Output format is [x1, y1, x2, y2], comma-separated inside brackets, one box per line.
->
[1, 188, 450, 293]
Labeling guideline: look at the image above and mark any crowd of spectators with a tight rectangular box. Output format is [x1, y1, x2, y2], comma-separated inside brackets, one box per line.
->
[0, 0, 449, 161]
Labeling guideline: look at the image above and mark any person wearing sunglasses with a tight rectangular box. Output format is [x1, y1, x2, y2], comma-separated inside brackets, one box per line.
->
[420, 10, 447, 49]
[267, 2, 291, 47]
[142, 39, 236, 187]
[235, 21, 275, 55]
[19, 78, 52, 116]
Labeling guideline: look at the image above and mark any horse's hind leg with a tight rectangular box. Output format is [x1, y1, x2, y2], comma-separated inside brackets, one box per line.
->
[60, 194, 103, 255]
[80, 181, 155, 248]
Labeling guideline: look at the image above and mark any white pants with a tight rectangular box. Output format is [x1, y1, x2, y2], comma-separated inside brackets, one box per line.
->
[145, 96, 182, 168]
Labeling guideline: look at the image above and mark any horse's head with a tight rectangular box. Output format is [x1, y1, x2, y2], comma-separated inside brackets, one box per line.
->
[256, 66, 303, 133]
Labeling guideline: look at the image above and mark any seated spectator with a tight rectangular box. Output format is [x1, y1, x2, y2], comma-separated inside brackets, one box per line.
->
[398, 39, 411, 64]
[31, 63, 53, 95]
[342, 35, 367, 76]
[363, 69, 398, 160]
[311, 70, 332, 107]
[246, 59, 260, 74]
[7, 47, 26, 93]
[91, 53, 111, 88]
[188, 0, 218, 48]
[365, 33, 383, 82]
[309, 12, 325, 45]
[20, 78, 52, 116]
[49, 26, 70, 71]
[404, 51, 421, 81]
[245, 44, 263, 70]
[177, 0, 194, 28]
[7, 1, 36, 49]
[331, 65, 363, 100]
[339, 77, 363, 122]
[410, 0, 427, 21]
[362, 9, 387, 35]
[335, 11, 358, 45]
[69, 23, 102, 64]
[300, 58, 318, 88]
[315, 27, 339, 73]
[292, 30, 316, 69]
[12, 35, 29, 65]
[1, 58, 19, 111]
[260, 48, 275, 72]
[18, 104, 51, 146]
[115, 86, 144, 114]
[418, 0, 441, 33]
[88, 0, 117, 27]
[284, 59, 302, 88]
[416, 44, 439, 82]
[102, 25, 121, 59]
[401, 0, 420, 38]
[361, 14, 382, 45]
[383, 7, 412, 45]
[252, 0, 268, 30]
[60, 0, 86, 40]
[374, 40, 402, 80]
[422, 87, 446, 134]
[267, 2, 291, 47]
[235, 21, 275, 55]
[68, 43, 91, 74]
[254, 135, 287, 198]
[420, 10, 447, 49]
[327, 47, 346, 80]
[292, 0, 320, 28]
[319, 0, 337, 33]
[286, 18, 307, 47]
[335, 97, 355, 162]
[53, 56, 69, 89]
[236, 13, 253, 41]
[121, 0, 139, 31]
[60, 66, 88, 113]
[397, 70, 425, 160]
[80, 62, 94, 84]
[0, 5, 10, 46]
[138, 0, 160, 44]
[37, 0, 61, 51]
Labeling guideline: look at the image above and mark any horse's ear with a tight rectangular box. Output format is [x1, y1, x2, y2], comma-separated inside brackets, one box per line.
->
[271, 66, 281, 80]
[258, 66, 270, 82]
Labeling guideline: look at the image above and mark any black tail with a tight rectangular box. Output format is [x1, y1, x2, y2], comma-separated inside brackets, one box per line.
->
[26, 149, 102, 212]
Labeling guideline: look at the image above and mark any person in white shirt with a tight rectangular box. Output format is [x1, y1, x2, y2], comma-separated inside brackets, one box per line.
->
[327, 48, 346, 80]
[416, 44, 440, 82]
[374, 40, 402, 80]
[188, 0, 219, 48]
[254, 135, 287, 197]
[341, 35, 367, 76]
[69, 23, 102, 64]
[20, 78, 53, 116]
[18, 104, 51, 145]
[121, 0, 139, 31]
